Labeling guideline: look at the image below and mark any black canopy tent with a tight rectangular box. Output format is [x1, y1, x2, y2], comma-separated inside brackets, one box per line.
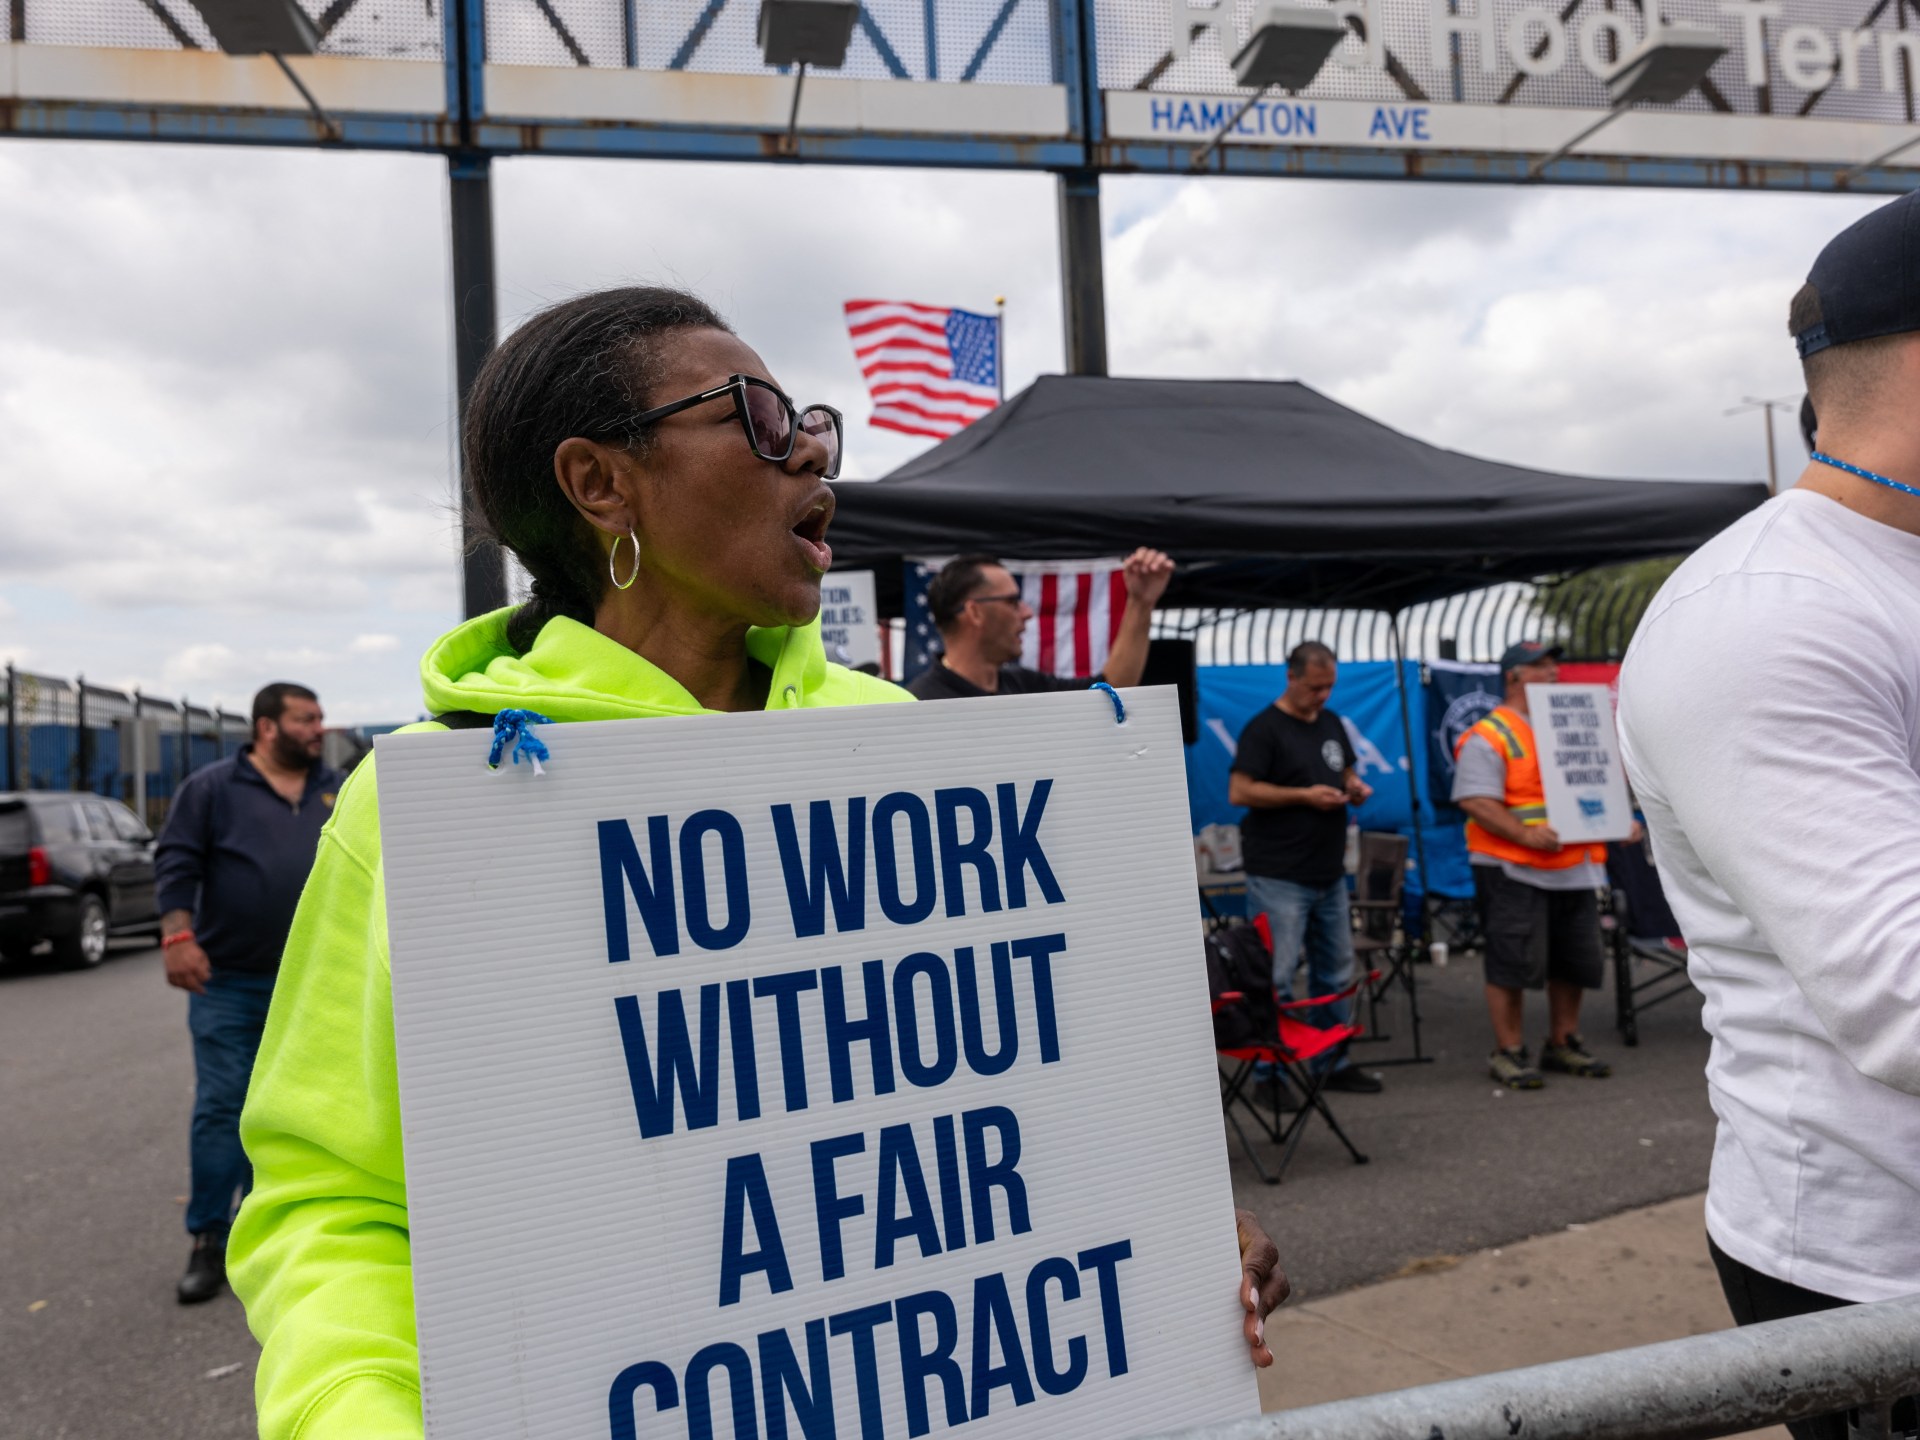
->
[828, 376, 1769, 615]
[829, 375, 1768, 1065]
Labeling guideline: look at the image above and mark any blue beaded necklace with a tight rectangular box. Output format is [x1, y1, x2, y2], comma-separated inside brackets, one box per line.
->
[1810, 451, 1920, 501]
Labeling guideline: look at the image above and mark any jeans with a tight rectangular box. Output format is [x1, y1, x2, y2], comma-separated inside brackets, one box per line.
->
[1245, 873, 1356, 1072]
[185, 969, 276, 1238]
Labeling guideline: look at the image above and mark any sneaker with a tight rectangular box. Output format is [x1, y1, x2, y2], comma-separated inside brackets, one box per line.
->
[1323, 1066, 1385, 1094]
[1489, 1045, 1545, 1090]
[177, 1232, 227, 1305]
[1541, 1034, 1613, 1078]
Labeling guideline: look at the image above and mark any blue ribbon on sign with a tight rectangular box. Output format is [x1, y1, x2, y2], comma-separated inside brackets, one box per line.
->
[488, 709, 554, 774]
[1090, 681, 1126, 724]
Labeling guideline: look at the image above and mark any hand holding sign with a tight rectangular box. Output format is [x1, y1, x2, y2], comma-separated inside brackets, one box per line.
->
[1237, 1209, 1291, 1368]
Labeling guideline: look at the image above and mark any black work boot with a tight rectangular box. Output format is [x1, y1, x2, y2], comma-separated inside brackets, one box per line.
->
[177, 1232, 227, 1305]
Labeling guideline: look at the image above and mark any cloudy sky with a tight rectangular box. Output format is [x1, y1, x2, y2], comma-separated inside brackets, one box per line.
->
[0, 138, 1880, 723]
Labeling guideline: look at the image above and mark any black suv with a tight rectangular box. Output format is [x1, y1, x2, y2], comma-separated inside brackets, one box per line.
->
[0, 792, 160, 968]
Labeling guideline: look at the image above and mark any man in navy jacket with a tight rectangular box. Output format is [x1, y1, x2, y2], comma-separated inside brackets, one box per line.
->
[154, 681, 340, 1304]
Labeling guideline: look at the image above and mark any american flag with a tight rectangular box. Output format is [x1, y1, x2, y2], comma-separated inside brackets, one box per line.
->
[903, 558, 1128, 682]
[843, 299, 1000, 440]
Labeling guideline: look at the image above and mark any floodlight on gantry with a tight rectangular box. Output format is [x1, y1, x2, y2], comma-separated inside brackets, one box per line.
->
[1604, 26, 1727, 106]
[1230, 4, 1347, 92]
[758, 0, 861, 69]
[1191, 3, 1346, 166]
[186, 0, 320, 55]
[1531, 25, 1727, 177]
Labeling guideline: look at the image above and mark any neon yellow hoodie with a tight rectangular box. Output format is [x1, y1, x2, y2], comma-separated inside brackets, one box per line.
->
[228, 609, 910, 1440]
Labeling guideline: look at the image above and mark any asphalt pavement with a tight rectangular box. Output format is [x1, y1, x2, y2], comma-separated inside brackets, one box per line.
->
[2, 943, 260, 1439]
[0, 937, 1718, 1438]
[1231, 953, 1718, 1301]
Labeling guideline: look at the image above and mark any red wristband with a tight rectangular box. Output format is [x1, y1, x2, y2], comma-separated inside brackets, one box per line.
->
[162, 930, 196, 949]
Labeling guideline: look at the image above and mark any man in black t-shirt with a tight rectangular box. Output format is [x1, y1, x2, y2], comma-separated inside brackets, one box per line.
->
[905, 551, 1174, 700]
[1228, 642, 1381, 1092]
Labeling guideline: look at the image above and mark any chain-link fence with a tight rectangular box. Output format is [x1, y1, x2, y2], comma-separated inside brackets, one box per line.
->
[1149, 566, 1677, 667]
[1, 665, 253, 830]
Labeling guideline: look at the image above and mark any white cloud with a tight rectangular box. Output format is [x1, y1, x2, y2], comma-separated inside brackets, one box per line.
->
[350, 633, 402, 654]
[1102, 176, 1875, 483]
[162, 642, 244, 689]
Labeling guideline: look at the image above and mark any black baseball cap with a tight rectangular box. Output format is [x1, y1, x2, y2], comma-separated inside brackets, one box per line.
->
[1794, 191, 1920, 360]
[1498, 640, 1563, 673]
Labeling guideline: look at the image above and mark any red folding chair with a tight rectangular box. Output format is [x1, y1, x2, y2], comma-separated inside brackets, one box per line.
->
[1208, 919, 1373, 1185]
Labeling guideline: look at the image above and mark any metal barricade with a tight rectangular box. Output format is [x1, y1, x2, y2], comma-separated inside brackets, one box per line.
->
[1148, 1293, 1920, 1440]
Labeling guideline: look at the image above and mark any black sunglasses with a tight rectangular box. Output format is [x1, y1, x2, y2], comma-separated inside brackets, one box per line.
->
[625, 374, 842, 480]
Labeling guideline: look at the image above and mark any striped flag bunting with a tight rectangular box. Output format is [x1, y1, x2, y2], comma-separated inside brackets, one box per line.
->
[843, 298, 1000, 440]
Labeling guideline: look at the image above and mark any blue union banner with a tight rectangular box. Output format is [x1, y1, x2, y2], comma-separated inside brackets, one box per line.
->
[1423, 661, 1503, 819]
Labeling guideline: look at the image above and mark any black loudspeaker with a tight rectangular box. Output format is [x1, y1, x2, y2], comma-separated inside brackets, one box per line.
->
[1141, 638, 1199, 745]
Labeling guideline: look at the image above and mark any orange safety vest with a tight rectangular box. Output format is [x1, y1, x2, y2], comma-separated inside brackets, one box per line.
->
[1453, 705, 1607, 871]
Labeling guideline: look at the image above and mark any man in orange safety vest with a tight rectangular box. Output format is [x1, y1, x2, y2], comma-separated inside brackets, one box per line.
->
[1452, 641, 1626, 1090]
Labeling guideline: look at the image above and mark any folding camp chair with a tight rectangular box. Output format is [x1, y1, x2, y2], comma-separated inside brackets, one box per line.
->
[1348, 831, 1428, 1060]
[1603, 836, 1690, 1047]
[1207, 921, 1372, 1185]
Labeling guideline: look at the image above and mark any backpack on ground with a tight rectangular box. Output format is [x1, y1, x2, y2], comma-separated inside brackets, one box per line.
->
[1205, 923, 1277, 1050]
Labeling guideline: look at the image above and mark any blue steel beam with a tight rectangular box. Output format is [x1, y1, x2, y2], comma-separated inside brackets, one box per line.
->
[859, 8, 912, 79]
[443, 0, 465, 119]
[3, 102, 455, 152]
[959, 0, 1022, 81]
[453, 0, 486, 127]
[1093, 138, 1920, 192]
[669, 0, 729, 70]
[1057, 0, 1100, 144]
[530, 0, 591, 65]
[471, 119, 1084, 168]
[925, 0, 938, 79]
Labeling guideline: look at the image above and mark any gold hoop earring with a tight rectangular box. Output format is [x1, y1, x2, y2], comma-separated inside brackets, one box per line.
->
[609, 528, 641, 591]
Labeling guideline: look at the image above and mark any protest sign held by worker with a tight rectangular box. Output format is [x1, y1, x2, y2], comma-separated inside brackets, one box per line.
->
[1525, 682, 1635, 844]
[374, 686, 1255, 1440]
[818, 569, 880, 671]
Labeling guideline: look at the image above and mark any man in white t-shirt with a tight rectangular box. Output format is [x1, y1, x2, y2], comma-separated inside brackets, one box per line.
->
[1618, 191, 1920, 1440]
